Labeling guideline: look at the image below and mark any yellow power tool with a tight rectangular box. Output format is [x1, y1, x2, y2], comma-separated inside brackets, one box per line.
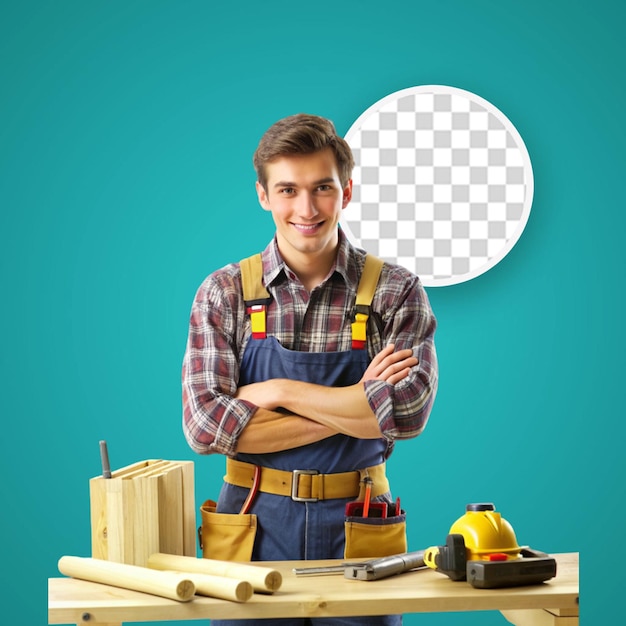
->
[424, 503, 556, 588]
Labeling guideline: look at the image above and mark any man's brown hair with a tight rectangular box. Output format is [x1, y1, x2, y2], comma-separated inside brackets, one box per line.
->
[253, 114, 355, 190]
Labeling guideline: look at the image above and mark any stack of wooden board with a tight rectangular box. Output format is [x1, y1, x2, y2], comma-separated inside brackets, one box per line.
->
[89, 459, 195, 566]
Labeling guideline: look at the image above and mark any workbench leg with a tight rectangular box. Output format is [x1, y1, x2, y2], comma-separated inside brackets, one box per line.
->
[501, 609, 579, 626]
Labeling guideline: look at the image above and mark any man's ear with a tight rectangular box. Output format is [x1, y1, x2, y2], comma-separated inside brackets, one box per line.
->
[342, 179, 353, 209]
[256, 181, 271, 211]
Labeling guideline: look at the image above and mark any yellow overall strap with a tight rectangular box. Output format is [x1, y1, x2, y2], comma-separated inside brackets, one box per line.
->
[241, 252, 383, 347]
[351, 254, 384, 350]
[240, 253, 270, 340]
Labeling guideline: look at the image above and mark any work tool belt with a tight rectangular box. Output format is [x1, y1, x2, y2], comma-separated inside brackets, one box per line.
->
[200, 459, 403, 561]
[225, 458, 389, 502]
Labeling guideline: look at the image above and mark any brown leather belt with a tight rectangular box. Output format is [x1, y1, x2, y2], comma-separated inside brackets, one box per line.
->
[225, 458, 389, 502]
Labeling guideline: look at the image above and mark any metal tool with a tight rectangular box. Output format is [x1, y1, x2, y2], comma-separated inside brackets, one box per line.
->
[344, 551, 426, 580]
[293, 551, 425, 580]
[99, 440, 111, 479]
[293, 563, 360, 576]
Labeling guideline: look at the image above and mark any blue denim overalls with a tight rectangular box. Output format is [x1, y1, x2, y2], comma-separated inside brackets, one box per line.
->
[212, 255, 401, 626]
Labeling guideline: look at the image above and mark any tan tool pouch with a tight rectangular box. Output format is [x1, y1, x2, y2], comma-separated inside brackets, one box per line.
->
[199, 499, 257, 561]
[344, 510, 407, 559]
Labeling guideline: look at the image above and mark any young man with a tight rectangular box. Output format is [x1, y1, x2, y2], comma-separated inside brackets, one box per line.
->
[182, 114, 438, 625]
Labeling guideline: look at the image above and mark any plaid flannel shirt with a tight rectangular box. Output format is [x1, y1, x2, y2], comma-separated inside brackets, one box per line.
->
[182, 230, 438, 457]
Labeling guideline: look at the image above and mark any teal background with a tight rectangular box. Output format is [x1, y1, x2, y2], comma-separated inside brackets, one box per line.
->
[1, 0, 622, 623]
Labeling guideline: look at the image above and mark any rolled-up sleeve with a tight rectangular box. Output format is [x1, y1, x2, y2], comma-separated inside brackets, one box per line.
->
[364, 269, 438, 441]
[182, 270, 256, 456]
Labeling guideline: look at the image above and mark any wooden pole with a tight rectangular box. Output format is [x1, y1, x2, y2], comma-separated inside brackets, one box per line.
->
[182, 572, 253, 602]
[58, 556, 195, 602]
[147, 553, 282, 592]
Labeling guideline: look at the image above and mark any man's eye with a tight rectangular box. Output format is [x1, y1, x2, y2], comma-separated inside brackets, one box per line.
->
[280, 188, 295, 195]
[316, 185, 332, 192]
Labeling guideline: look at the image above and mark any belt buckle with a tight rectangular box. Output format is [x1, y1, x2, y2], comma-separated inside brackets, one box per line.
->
[291, 469, 319, 502]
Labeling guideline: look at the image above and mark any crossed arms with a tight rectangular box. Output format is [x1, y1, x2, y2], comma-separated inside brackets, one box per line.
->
[182, 263, 438, 457]
[234, 345, 417, 453]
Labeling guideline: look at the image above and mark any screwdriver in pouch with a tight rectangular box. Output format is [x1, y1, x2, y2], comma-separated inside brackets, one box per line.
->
[362, 476, 373, 518]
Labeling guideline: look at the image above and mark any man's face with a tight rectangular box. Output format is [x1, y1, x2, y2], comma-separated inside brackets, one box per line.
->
[256, 148, 352, 266]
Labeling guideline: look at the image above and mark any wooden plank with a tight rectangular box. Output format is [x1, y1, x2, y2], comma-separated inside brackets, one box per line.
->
[131, 471, 160, 567]
[89, 475, 108, 560]
[104, 478, 128, 563]
[49, 553, 579, 624]
[156, 465, 184, 556]
[110, 459, 169, 480]
[547, 608, 579, 617]
[179, 462, 196, 557]
[159, 461, 196, 557]
[89, 459, 196, 566]
[90, 462, 168, 562]
[501, 608, 579, 626]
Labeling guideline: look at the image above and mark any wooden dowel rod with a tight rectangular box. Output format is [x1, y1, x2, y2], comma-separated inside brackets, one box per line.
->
[148, 553, 282, 592]
[183, 572, 253, 602]
[58, 556, 195, 602]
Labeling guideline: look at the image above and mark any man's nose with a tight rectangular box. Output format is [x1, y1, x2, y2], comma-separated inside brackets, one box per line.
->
[295, 192, 319, 218]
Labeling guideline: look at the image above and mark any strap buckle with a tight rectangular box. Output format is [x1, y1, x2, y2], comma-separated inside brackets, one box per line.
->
[291, 469, 319, 502]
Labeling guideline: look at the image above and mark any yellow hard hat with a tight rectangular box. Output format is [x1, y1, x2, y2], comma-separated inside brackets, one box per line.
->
[449, 503, 522, 561]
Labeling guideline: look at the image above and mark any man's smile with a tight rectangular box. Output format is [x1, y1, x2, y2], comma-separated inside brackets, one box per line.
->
[291, 221, 325, 234]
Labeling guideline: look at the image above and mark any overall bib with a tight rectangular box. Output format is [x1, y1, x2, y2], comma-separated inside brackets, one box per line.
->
[212, 256, 401, 626]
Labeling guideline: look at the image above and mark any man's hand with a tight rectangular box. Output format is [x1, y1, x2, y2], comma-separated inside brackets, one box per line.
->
[236, 344, 417, 410]
[359, 344, 418, 385]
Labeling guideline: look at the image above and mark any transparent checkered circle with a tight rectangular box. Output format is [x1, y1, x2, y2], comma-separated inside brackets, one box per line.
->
[340, 85, 534, 287]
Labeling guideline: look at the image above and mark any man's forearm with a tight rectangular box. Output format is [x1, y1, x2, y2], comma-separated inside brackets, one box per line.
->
[282, 380, 382, 438]
[233, 346, 420, 446]
[240, 380, 382, 439]
[235, 407, 337, 453]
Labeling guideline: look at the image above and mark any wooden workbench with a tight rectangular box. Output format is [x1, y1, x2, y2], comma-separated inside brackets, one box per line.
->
[48, 552, 578, 625]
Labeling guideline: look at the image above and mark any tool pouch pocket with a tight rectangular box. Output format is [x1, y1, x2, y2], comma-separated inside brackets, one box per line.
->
[199, 499, 257, 562]
[344, 511, 407, 559]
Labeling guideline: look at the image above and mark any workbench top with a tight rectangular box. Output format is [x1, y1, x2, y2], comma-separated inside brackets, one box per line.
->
[49, 552, 579, 625]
